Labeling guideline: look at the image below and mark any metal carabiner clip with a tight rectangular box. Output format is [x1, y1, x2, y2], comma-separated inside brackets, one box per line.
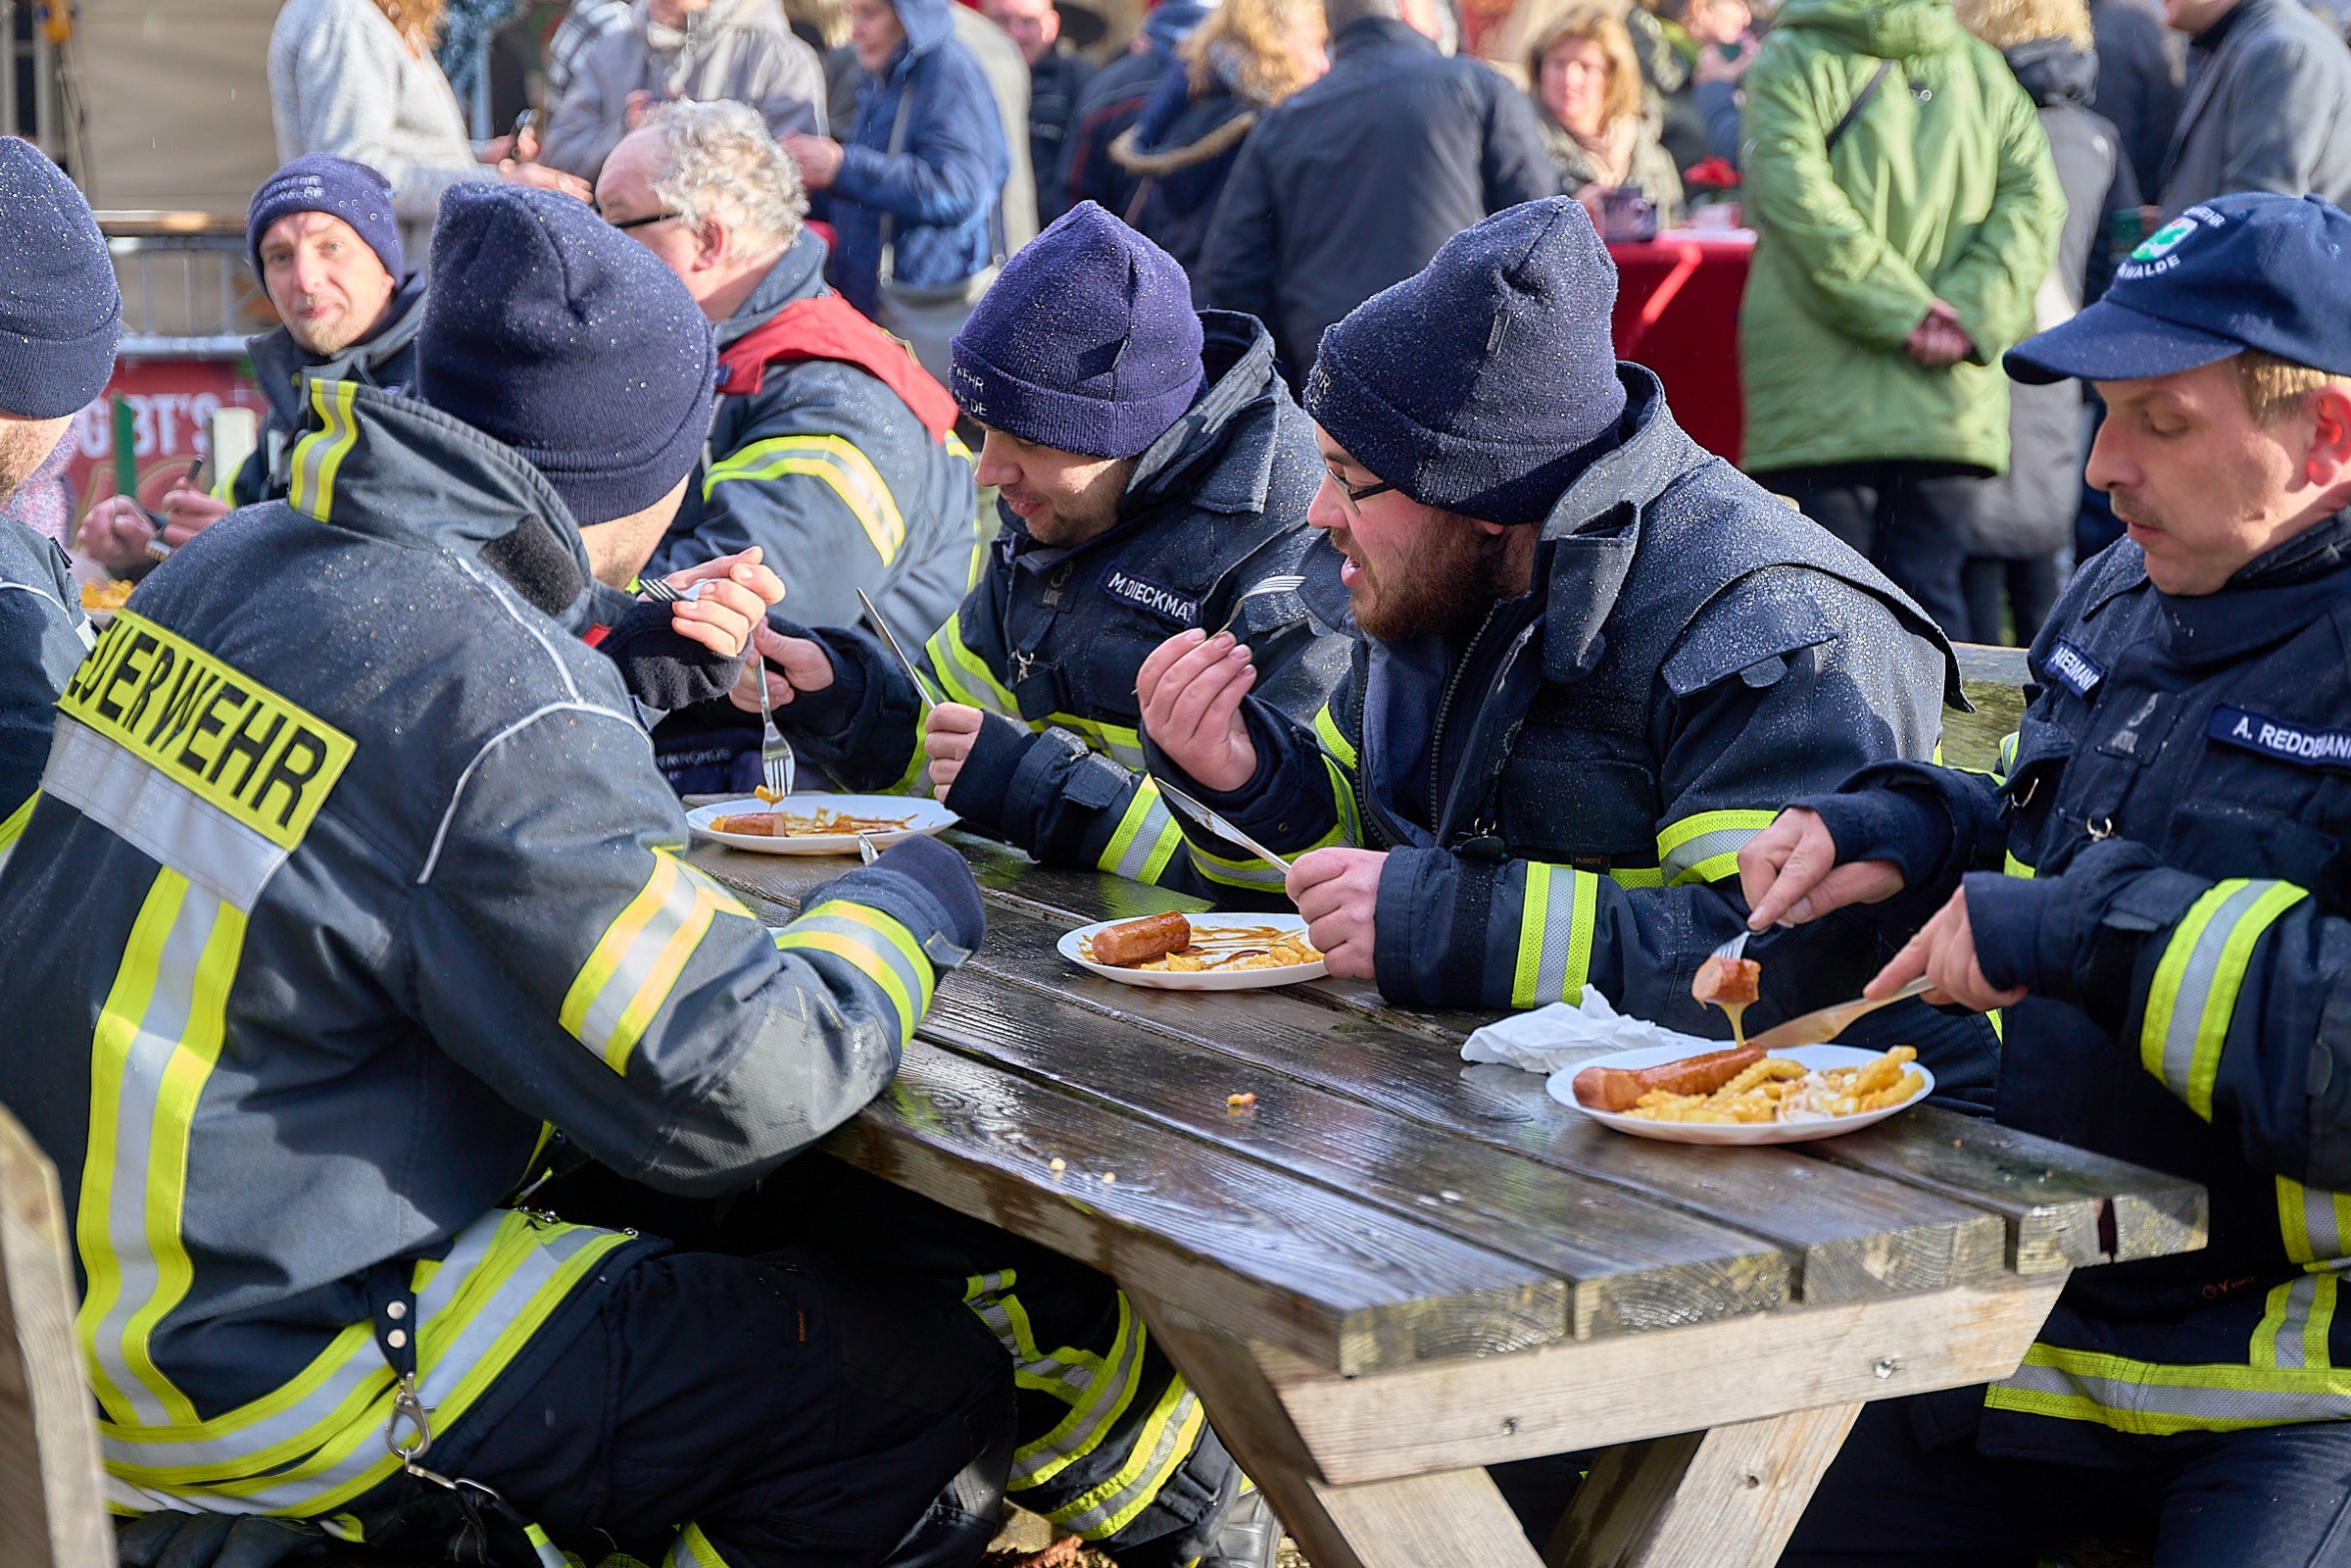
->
[2086, 815, 2114, 842]
[385, 1372, 435, 1465]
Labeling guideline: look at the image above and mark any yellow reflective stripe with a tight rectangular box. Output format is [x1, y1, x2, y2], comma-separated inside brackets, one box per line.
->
[561, 851, 749, 1072]
[1511, 862, 1599, 1008]
[1312, 703, 1357, 770]
[112, 1214, 629, 1511]
[2140, 879, 2307, 1120]
[2004, 851, 2036, 879]
[1049, 714, 1147, 772]
[704, 435, 906, 566]
[1656, 808, 1778, 887]
[2254, 1272, 2338, 1372]
[285, 379, 361, 520]
[0, 788, 33, 877]
[1987, 1339, 2351, 1434]
[1608, 865, 1665, 889]
[76, 868, 248, 1430]
[2278, 1177, 2351, 1265]
[1048, 1378, 1207, 1541]
[662, 1522, 730, 1568]
[773, 899, 934, 1038]
[1009, 1298, 1145, 1490]
[924, 611, 1019, 716]
[1100, 780, 1186, 885]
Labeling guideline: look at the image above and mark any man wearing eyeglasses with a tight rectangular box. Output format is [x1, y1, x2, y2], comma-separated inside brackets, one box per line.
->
[598, 99, 985, 793]
[1139, 198, 1994, 1078]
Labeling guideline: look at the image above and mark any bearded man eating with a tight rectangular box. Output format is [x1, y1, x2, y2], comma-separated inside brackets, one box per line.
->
[1137, 198, 1994, 1089]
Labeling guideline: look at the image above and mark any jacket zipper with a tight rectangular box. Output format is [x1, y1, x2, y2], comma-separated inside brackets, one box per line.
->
[1427, 605, 1504, 836]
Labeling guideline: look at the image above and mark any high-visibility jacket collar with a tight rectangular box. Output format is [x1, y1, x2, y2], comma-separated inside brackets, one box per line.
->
[716, 293, 959, 440]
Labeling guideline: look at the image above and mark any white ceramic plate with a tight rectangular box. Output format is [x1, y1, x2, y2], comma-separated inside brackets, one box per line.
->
[686, 794, 957, 856]
[1549, 1043, 1935, 1145]
[1058, 912, 1328, 991]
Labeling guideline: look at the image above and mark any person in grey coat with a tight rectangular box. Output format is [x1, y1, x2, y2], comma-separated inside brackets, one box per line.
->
[1195, 0, 1558, 384]
[538, 0, 829, 181]
[2156, 0, 2351, 216]
[1957, 0, 2138, 644]
[2088, 0, 2180, 196]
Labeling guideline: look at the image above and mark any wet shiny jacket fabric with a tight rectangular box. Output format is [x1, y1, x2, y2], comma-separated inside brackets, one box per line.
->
[781, 309, 1343, 904]
[1148, 368, 1994, 1094]
[0, 514, 89, 853]
[1808, 514, 2351, 1464]
[0, 383, 969, 1518]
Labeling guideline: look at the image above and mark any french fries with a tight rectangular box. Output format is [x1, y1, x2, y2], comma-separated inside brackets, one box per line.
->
[1625, 1046, 1925, 1124]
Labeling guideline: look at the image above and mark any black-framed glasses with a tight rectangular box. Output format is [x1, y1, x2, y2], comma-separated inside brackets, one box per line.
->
[601, 208, 684, 231]
[1323, 465, 1397, 517]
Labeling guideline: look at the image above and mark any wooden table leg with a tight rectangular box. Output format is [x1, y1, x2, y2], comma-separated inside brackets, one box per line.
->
[1547, 1402, 1864, 1568]
[1134, 1290, 1544, 1568]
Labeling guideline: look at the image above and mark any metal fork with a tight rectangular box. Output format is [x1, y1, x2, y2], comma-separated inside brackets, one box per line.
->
[1709, 930, 1750, 965]
[756, 649, 795, 801]
[1213, 573, 1306, 637]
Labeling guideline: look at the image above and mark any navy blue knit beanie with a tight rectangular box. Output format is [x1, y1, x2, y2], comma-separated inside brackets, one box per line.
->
[248, 155, 404, 282]
[0, 137, 121, 420]
[949, 202, 1203, 460]
[1306, 197, 1627, 528]
[416, 184, 715, 526]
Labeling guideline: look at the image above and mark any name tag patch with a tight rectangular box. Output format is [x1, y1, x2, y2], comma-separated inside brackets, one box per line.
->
[2208, 705, 2351, 771]
[1101, 566, 1199, 627]
[61, 611, 357, 848]
[2044, 639, 2105, 700]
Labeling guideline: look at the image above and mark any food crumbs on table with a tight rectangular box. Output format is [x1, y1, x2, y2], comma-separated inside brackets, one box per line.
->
[1101, 1172, 1116, 1183]
[1049, 1157, 1066, 1174]
[1227, 1092, 1256, 1110]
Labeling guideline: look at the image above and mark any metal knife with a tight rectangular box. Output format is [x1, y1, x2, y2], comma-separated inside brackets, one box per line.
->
[1153, 780, 1295, 875]
[1746, 976, 1935, 1052]
[855, 587, 939, 713]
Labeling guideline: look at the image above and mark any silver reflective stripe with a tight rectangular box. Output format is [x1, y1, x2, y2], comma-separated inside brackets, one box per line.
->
[1109, 797, 1177, 883]
[2155, 880, 2276, 1102]
[214, 1220, 614, 1513]
[90, 881, 225, 1428]
[45, 718, 286, 913]
[2274, 1276, 2321, 1371]
[785, 909, 927, 1012]
[576, 860, 709, 1061]
[663, 1524, 727, 1568]
[1530, 873, 1586, 1003]
[1056, 1389, 1202, 1538]
[2308, 1186, 2347, 1263]
[102, 1215, 509, 1474]
[1009, 1304, 1148, 1488]
[1658, 826, 1760, 886]
[1997, 1360, 2351, 1424]
[1195, 852, 1289, 891]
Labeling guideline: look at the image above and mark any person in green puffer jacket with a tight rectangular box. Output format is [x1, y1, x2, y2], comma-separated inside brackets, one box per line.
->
[1738, 0, 2062, 637]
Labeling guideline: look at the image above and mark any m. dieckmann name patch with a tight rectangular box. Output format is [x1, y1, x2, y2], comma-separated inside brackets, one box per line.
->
[2208, 705, 2351, 770]
[1102, 566, 1200, 627]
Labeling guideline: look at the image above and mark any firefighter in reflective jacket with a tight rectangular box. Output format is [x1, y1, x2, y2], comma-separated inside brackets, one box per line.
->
[734, 204, 1303, 1568]
[1745, 194, 2351, 1565]
[0, 186, 1010, 1567]
[1139, 200, 1994, 1085]
[0, 139, 115, 873]
[743, 201, 1339, 913]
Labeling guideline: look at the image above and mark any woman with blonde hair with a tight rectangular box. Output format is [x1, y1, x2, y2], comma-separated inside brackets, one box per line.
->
[1952, 0, 2138, 642]
[269, 0, 589, 269]
[1108, 0, 1328, 272]
[1527, 7, 1684, 226]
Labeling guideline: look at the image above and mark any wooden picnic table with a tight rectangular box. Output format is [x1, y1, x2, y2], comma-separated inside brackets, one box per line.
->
[683, 748, 2203, 1567]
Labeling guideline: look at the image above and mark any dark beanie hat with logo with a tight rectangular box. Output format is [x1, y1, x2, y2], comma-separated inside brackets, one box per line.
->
[948, 201, 1204, 460]
[247, 155, 405, 282]
[0, 136, 122, 420]
[416, 183, 716, 526]
[1306, 197, 1627, 527]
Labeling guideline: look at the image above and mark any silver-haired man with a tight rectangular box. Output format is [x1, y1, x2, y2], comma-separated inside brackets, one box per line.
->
[596, 98, 986, 791]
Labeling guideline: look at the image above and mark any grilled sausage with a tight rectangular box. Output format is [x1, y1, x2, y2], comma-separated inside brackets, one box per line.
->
[1088, 912, 1193, 967]
[1692, 955, 1762, 1007]
[1572, 1046, 1765, 1113]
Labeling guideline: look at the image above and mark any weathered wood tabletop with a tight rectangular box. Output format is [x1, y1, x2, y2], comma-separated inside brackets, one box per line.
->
[687, 810, 2198, 1568]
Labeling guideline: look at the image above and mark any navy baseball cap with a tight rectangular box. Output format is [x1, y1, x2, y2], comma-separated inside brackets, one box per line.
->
[2006, 192, 2351, 386]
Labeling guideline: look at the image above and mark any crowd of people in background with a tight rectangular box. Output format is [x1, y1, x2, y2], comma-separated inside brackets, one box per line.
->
[237, 0, 2351, 655]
